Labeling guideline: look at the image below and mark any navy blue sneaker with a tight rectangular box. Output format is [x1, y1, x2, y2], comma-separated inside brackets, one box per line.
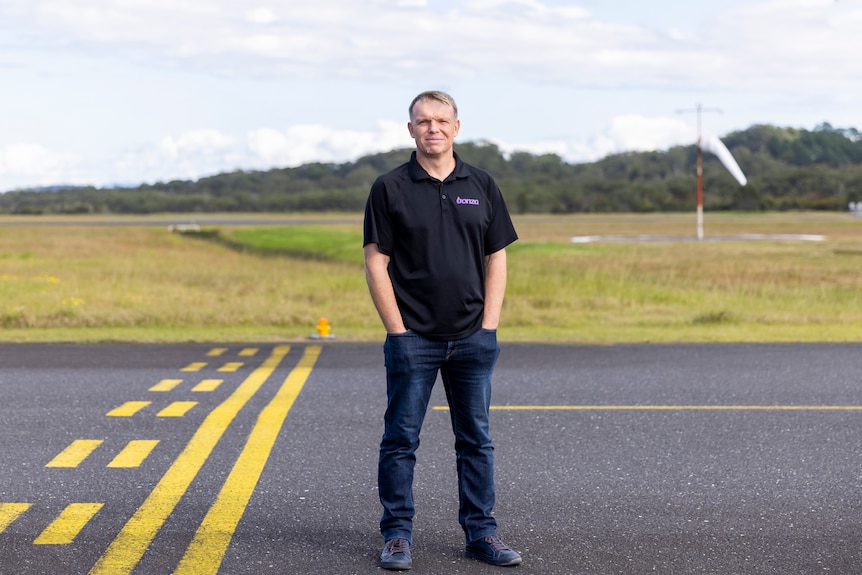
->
[466, 535, 522, 566]
[380, 537, 412, 570]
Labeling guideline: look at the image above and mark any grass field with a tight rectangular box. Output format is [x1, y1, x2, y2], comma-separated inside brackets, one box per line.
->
[1, 212, 860, 343]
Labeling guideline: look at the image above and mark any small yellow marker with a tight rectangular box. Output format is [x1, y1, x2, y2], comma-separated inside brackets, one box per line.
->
[311, 317, 335, 339]
[149, 379, 183, 392]
[0, 503, 33, 534]
[108, 440, 161, 468]
[34, 503, 104, 545]
[218, 362, 243, 373]
[107, 401, 152, 417]
[157, 401, 198, 417]
[46, 440, 104, 468]
[192, 379, 224, 392]
[181, 362, 207, 372]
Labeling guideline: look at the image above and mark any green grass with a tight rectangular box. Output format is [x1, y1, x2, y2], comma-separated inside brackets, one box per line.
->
[1, 212, 861, 342]
[226, 226, 365, 265]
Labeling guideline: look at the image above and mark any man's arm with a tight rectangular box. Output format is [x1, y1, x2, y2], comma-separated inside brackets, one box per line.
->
[364, 243, 407, 334]
[482, 248, 508, 330]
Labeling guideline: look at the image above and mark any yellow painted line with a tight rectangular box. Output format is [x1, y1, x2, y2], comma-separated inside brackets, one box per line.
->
[0, 503, 32, 533]
[34, 503, 104, 545]
[108, 440, 161, 468]
[434, 405, 862, 411]
[149, 379, 183, 392]
[218, 362, 244, 372]
[89, 345, 291, 575]
[206, 348, 228, 357]
[239, 348, 258, 357]
[192, 379, 224, 392]
[107, 401, 151, 417]
[46, 440, 104, 468]
[157, 401, 198, 417]
[175, 346, 321, 575]
[181, 362, 207, 372]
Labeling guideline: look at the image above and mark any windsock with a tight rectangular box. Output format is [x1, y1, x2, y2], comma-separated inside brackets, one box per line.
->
[701, 133, 747, 186]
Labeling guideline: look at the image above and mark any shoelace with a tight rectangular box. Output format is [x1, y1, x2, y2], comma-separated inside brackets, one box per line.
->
[484, 535, 511, 551]
[386, 538, 409, 554]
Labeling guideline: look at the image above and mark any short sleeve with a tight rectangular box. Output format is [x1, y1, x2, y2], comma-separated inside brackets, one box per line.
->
[484, 179, 518, 254]
[363, 178, 393, 255]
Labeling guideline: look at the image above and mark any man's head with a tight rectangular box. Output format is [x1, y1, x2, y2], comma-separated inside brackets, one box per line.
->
[408, 91, 460, 160]
[408, 91, 458, 122]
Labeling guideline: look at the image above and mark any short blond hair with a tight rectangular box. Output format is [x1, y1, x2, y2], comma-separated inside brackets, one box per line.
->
[409, 90, 458, 121]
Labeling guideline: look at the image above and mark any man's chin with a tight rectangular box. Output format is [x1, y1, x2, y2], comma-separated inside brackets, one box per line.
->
[420, 145, 450, 156]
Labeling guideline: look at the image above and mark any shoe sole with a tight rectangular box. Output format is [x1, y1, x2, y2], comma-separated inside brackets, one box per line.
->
[380, 555, 412, 570]
[465, 550, 522, 566]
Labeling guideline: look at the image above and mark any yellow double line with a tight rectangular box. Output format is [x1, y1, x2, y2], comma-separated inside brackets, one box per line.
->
[435, 405, 862, 411]
[90, 344, 321, 575]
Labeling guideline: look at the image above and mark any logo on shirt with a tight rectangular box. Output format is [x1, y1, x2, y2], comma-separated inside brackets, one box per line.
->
[456, 196, 480, 206]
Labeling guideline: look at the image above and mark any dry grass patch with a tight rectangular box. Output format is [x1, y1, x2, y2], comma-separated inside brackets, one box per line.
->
[1, 212, 861, 342]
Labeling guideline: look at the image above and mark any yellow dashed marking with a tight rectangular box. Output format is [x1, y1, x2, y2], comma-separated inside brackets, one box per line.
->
[192, 379, 224, 392]
[108, 441, 161, 468]
[90, 346, 292, 575]
[217, 362, 243, 373]
[206, 348, 228, 357]
[0, 503, 32, 534]
[238, 348, 258, 357]
[34, 503, 104, 545]
[157, 401, 198, 417]
[107, 401, 151, 417]
[180, 362, 207, 372]
[46, 440, 104, 468]
[149, 379, 183, 392]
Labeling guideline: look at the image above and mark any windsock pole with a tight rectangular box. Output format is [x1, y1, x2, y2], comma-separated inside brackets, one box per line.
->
[677, 103, 721, 241]
[696, 135, 704, 241]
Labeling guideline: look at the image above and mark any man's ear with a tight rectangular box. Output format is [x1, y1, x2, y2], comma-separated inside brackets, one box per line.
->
[407, 122, 415, 138]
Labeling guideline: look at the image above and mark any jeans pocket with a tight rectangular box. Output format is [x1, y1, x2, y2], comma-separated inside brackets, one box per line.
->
[384, 330, 415, 371]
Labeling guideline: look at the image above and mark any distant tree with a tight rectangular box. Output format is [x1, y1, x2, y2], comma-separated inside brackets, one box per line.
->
[4, 123, 862, 215]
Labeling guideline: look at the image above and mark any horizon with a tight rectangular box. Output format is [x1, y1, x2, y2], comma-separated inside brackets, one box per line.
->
[3, 119, 857, 193]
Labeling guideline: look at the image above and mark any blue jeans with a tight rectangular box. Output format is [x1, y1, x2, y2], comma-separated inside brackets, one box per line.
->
[378, 328, 500, 544]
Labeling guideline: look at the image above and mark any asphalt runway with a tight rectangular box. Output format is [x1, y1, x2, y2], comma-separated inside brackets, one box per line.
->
[1, 342, 861, 575]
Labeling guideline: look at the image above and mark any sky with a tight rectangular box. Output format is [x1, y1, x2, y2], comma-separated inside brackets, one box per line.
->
[1, 0, 860, 192]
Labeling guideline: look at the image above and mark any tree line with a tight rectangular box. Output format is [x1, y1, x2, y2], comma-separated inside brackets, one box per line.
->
[2, 123, 861, 215]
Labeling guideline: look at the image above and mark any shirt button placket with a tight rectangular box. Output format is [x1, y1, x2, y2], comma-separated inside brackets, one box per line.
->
[439, 182, 449, 212]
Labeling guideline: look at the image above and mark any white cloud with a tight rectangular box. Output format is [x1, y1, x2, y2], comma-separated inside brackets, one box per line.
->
[598, 115, 693, 156]
[1, 121, 413, 190]
[246, 121, 410, 168]
[0, 144, 81, 189]
[6, 0, 856, 90]
[157, 130, 236, 159]
[2, 0, 860, 191]
[110, 130, 243, 185]
[245, 7, 279, 24]
[493, 115, 694, 164]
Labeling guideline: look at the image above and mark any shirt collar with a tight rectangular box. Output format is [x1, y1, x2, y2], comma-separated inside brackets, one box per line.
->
[408, 151, 469, 182]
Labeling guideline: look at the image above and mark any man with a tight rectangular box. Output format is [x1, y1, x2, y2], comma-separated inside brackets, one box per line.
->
[363, 90, 521, 570]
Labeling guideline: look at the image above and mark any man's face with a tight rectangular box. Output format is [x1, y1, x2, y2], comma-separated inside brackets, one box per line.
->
[408, 98, 460, 158]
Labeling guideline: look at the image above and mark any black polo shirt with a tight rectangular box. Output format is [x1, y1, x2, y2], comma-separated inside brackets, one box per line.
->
[363, 151, 518, 341]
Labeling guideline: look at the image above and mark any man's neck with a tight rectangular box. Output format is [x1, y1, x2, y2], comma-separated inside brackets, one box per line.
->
[416, 151, 456, 181]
